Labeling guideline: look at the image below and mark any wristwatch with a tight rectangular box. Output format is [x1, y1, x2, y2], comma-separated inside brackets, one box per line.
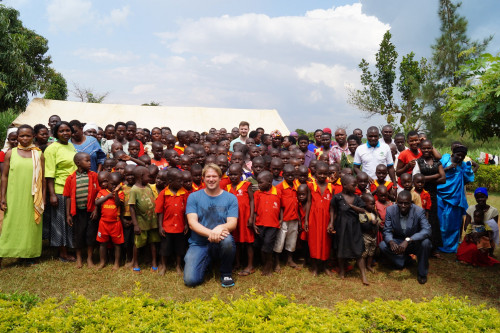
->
[405, 237, 412, 242]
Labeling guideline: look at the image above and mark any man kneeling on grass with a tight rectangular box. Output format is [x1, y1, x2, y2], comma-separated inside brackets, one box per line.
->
[184, 163, 238, 288]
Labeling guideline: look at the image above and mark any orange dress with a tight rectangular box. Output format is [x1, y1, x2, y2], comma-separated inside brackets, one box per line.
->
[307, 181, 333, 260]
[227, 182, 254, 243]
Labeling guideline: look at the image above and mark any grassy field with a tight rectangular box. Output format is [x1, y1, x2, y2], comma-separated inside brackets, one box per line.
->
[0, 192, 499, 312]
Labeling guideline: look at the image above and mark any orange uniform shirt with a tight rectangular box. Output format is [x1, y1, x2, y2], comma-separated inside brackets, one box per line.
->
[254, 186, 281, 228]
[155, 186, 188, 233]
[276, 181, 299, 221]
[96, 189, 124, 223]
[417, 189, 432, 210]
[151, 158, 169, 170]
[174, 145, 185, 155]
[219, 175, 231, 189]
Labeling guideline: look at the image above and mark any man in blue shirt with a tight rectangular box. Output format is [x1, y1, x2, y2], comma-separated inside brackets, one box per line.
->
[184, 164, 238, 288]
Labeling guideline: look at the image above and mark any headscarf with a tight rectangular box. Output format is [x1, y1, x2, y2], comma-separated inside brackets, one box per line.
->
[17, 144, 44, 224]
[2, 128, 18, 153]
[290, 131, 298, 137]
[474, 187, 488, 198]
[83, 123, 98, 133]
[452, 145, 468, 155]
[270, 130, 282, 138]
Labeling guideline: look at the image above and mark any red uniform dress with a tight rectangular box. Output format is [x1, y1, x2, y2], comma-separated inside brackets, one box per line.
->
[219, 175, 231, 189]
[332, 178, 343, 195]
[307, 181, 333, 260]
[155, 186, 188, 234]
[96, 189, 125, 244]
[226, 182, 254, 243]
[174, 145, 184, 155]
[299, 202, 307, 241]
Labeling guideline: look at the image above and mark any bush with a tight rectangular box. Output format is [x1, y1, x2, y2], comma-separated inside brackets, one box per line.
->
[0, 290, 498, 332]
[0, 108, 19, 143]
[467, 164, 500, 192]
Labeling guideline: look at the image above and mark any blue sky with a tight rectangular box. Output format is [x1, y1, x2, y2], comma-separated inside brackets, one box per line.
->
[3, 0, 499, 133]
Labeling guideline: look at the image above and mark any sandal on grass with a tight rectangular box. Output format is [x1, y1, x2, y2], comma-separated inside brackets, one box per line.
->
[132, 267, 141, 272]
[238, 268, 255, 276]
[151, 266, 158, 272]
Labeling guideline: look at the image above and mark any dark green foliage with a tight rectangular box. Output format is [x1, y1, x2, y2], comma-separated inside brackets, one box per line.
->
[44, 71, 68, 101]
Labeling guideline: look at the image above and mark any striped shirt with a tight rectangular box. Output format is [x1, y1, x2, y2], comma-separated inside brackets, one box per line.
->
[75, 172, 89, 209]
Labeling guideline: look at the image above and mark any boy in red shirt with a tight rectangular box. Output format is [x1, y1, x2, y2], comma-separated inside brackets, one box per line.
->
[151, 142, 168, 170]
[274, 164, 300, 270]
[355, 172, 370, 196]
[370, 164, 396, 201]
[64, 152, 100, 268]
[156, 168, 188, 276]
[413, 173, 431, 219]
[95, 172, 125, 270]
[252, 170, 282, 276]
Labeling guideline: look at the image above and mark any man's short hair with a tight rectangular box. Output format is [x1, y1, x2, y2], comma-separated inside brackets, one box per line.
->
[202, 163, 222, 178]
[239, 121, 249, 128]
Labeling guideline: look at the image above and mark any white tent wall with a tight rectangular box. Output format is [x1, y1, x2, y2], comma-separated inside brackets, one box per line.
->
[13, 99, 289, 134]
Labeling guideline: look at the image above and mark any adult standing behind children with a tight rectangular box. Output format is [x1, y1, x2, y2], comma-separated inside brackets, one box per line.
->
[229, 121, 250, 152]
[0, 125, 44, 266]
[69, 120, 105, 172]
[184, 163, 238, 288]
[101, 122, 129, 157]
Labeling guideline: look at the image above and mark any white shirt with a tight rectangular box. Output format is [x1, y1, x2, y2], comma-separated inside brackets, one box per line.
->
[353, 141, 394, 179]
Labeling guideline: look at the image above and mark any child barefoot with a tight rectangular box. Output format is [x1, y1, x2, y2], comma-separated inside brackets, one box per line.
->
[370, 164, 396, 201]
[226, 164, 255, 276]
[156, 169, 188, 275]
[64, 152, 100, 268]
[252, 171, 282, 276]
[399, 173, 422, 207]
[329, 175, 369, 285]
[413, 173, 431, 219]
[374, 185, 393, 244]
[306, 162, 334, 276]
[358, 194, 381, 273]
[95, 172, 124, 270]
[122, 165, 135, 267]
[355, 172, 370, 195]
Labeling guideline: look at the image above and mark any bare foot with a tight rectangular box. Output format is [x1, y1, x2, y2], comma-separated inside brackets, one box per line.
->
[367, 266, 375, 273]
[97, 262, 106, 270]
[261, 268, 273, 276]
[274, 265, 281, 273]
[176, 266, 183, 276]
[338, 270, 345, 279]
[87, 260, 95, 268]
[158, 266, 166, 276]
[362, 277, 370, 286]
[124, 261, 133, 269]
[311, 269, 318, 277]
[287, 260, 300, 269]
[324, 268, 333, 276]
[112, 264, 120, 271]
[76, 260, 83, 269]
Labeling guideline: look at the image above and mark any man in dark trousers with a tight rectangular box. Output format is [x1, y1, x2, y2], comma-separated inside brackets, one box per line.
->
[379, 190, 432, 284]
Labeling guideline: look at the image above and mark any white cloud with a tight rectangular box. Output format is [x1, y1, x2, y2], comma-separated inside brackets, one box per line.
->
[73, 48, 139, 63]
[100, 6, 130, 27]
[131, 84, 156, 95]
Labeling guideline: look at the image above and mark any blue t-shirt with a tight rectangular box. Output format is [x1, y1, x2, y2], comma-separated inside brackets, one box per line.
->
[186, 190, 238, 245]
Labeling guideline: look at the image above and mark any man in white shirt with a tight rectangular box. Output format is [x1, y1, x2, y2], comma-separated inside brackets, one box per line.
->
[229, 121, 250, 152]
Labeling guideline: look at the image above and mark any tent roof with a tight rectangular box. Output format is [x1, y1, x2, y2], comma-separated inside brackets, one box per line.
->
[13, 98, 289, 134]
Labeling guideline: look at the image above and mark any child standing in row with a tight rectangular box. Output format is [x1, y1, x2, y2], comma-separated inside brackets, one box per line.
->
[358, 194, 380, 273]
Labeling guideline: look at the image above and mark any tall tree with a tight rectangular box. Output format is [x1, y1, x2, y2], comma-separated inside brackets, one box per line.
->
[347, 31, 430, 133]
[0, 5, 52, 111]
[425, 0, 492, 138]
[72, 83, 108, 103]
[44, 71, 68, 100]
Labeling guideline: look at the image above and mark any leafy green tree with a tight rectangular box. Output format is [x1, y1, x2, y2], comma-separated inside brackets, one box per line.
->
[44, 71, 68, 100]
[425, 0, 492, 138]
[347, 31, 430, 133]
[443, 51, 500, 141]
[0, 5, 52, 111]
[141, 101, 160, 106]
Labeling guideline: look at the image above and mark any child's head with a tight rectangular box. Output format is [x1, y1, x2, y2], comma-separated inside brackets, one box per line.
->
[328, 164, 340, 183]
[356, 172, 369, 190]
[375, 164, 388, 182]
[297, 184, 309, 203]
[341, 175, 357, 194]
[107, 172, 122, 191]
[361, 193, 375, 212]
[315, 161, 329, 184]
[318, 153, 329, 163]
[473, 209, 485, 224]
[413, 173, 425, 192]
[184, 146, 196, 163]
[270, 148, 280, 158]
[74, 152, 91, 172]
[110, 142, 123, 156]
[191, 163, 203, 184]
[104, 125, 115, 140]
[400, 173, 413, 191]
[282, 164, 295, 185]
[257, 170, 273, 192]
[156, 169, 168, 191]
[263, 155, 272, 171]
[394, 133, 406, 152]
[248, 145, 260, 159]
[164, 149, 180, 167]
[376, 185, 389, 203]
[321, 133, 331, 149]
[228, 163, 243, 185]
[347, 134, 360, 156]
[148, 165, 159, 184]
[115, 161, 127, 175]
[124, 165, 136, 186]
[152, 141, 164, 160]
[139, 154, 151, 166]
[215, 155, 229, 175]
[340, 167, 353, 177]
[168, 168, 183, 191]
[298, 165, 309, 184]
[230, 151, 244, 165]
[251, 156, 265, 177]
[280, 151, 290, 164]
[389, 143, 398, 162]
[289, 157, 301, 171]
[180, 155, 192, 171]
[181, 170, 193, 191]
[165, 134, 176, 150]
[113, 150, 127, 162]
[195, 148, 206, 165]
[270, 158, 284, 179]
[98, 171, 109, 189]
[295, 151, 305, 165]
[215, 145, 228, 157]
[309, 159, 318, 176]
[259, 145, 268, 156]
[133, 166, 150, 186]
[103, 158, 116, 172]
[128, 140, 140, 158]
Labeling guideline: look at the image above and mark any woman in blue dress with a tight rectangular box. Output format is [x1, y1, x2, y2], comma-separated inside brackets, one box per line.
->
[69, 120, 105, 172]
[437, 145, 477, 253]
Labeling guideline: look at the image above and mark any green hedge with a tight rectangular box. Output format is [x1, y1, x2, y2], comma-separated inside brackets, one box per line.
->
[0, 290, 498, 332]
[467, 164, 500, 192]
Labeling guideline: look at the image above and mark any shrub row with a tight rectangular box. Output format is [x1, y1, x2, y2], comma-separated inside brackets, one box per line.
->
[0, 290, 498, 332]
[467, 164, 500, 192]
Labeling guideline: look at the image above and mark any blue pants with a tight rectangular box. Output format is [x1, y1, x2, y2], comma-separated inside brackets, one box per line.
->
[437, 197, 465, 253]
[183, 235, 235, 287]
[379, 238, 432, 278]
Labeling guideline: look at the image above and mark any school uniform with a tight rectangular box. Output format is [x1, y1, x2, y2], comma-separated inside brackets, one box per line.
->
[417, 189, 432, 211]
[254, 186, 281, 253]
[121, 184, 134, 250]
[226, 182, 254, 243]
[96, 189, 125, 245]
[307, 180, 333, 261]
[219, 175, 231, 189]
[151, 158, 169, 170]
[274, 181, 299, 253]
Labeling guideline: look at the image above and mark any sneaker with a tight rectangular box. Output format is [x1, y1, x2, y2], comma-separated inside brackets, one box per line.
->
[221, 275, 235, 288]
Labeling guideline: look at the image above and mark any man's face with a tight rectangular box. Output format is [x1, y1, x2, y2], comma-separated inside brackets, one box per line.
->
[347, 139, 358, 155]
[335, 129, 347, 146]
[394, 137, 406, 152]
[203, 168, 221, 190]
[397, 195, 412, 215]
[126, 125, 136, 141]
[382, 127, 393, 141]
[48, 116, 60, 130]
[115, 125, 126, 140]
[367, 129, 379, 147]
[314, 131, 323, 144]
[239, 125, 249, 138]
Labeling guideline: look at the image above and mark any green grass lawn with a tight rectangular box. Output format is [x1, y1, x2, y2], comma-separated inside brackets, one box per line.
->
[0, 192, 498, 311]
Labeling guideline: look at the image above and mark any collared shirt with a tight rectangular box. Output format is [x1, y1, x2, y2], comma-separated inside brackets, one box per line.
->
[254, 186, 281, 228]
[303, 149, 315, 167]
[399, 213, 409, 233]
[329, 144, 350, 164]
[276, 181, 299, 221]
[353, 141, 394, 180]
[155, 186, 188, 233]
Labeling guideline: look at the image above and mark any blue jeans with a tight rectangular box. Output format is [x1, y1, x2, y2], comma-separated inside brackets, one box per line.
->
[183, 235, 235, 287]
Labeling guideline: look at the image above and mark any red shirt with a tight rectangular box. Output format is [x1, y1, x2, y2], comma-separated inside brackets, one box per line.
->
[192, 182, 205, 192]
[219, 175, 231, 189]
[63, 170, 100, 216]
[417, 189, 432, 210]
[151, 158, 168, 170]
[397, 149, 422, 185]
[96, 189, 124, 223]
[254, 186, 281, 228]
[276, 181, 299, 221]
[155, 186, 188, 233]
[137, 140, 145, 157]
[174, 145, 184, 155]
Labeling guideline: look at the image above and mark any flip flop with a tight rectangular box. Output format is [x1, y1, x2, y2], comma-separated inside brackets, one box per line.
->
[132, 267, 141, 272]
[238, 268, 255, 276]
[151, 266, 158, 272]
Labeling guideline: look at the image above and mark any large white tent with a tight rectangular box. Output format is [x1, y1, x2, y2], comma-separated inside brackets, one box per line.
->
[13, 99, 289, 134]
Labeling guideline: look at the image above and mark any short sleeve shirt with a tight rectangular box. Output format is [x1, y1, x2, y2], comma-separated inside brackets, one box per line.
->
[44, 142, 77, 194]
[155, 186, 188, 233]
[128, 185, 157, 230]
[353, 142, 393, 180]
[276, 181, 299, 221]
[97, 189, 124, 223]
[186, 190, 238, 245]
[254, 186, 281, 228]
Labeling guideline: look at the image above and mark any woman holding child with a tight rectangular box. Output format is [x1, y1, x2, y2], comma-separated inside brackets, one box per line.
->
[0, 125, 45, 265]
